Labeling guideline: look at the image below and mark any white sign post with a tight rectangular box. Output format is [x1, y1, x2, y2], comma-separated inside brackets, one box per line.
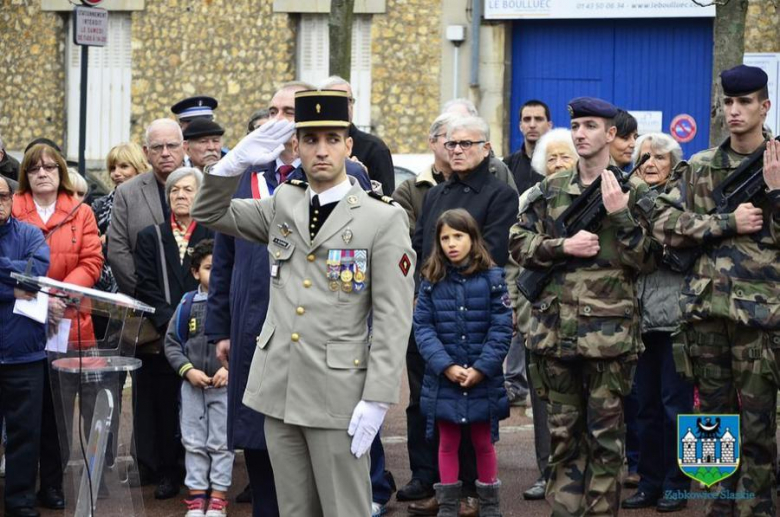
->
[72, 5, 108, 178]
[74, 6, 108, 47]
[484, 0, 715, 19]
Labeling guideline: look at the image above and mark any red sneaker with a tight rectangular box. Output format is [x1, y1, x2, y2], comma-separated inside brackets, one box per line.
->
[205, 497, 228, 517]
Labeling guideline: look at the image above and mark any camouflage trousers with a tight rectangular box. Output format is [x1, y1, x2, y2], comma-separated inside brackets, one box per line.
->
[682, 319, 780, 517]
[529, 353, 635, 517]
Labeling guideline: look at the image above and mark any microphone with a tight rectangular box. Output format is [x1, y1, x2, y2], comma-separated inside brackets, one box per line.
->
[21, 184, 93, 282]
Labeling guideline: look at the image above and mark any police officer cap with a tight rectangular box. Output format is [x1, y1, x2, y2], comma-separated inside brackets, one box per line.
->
[720, 65, 768, 97]
[567, 97, 618, 119]
[171, 95, 218, 120]
[183, 118, 225, 140]
[294, 90, 351, 129]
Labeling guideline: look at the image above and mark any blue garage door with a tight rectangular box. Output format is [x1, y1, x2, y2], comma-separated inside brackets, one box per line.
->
[509, 18, 713, 160]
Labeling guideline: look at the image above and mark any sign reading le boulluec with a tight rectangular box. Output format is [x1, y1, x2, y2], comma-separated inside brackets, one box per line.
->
[485, 0, 715, 19]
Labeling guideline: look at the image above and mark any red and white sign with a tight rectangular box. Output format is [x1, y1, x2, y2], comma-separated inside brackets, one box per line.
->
[73, 6, 108, 47]
[670, 114, 697, 144]
[81, 0, 104, 5]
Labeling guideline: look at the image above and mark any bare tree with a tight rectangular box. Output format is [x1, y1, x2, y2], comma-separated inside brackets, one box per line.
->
[709, 0, 748, 146]
[329, 0, 355, 80]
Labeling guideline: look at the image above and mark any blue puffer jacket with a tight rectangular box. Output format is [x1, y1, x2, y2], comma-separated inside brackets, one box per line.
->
[0, 217, 50, 364]
[414, 266, 512, 442]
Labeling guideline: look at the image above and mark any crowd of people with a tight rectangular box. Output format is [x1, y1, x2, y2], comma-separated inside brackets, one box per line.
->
[0, 62, 779, 517]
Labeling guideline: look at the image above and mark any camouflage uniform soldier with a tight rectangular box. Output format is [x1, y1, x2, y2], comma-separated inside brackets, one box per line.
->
[653, 65, 780, 517]
[510, 97, 652, 516]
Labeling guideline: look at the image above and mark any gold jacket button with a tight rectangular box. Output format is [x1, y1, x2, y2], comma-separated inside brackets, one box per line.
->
[291, 333, 300, 342]
[354, 359, 360, 366]
[275, 251, 281, 258]
[307, 254, 315, 262]
[303, 279, 312, 288]
[296, 307, 305, 315]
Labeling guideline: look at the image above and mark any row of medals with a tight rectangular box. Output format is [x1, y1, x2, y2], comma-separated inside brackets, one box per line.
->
[328, 265, 366, 292]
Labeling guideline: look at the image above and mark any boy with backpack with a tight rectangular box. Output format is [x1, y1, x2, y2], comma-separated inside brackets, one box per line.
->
[164, 239, 233, 516]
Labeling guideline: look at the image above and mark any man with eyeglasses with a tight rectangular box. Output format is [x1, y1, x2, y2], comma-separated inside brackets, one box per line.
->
[0, 175, 50, 517]
[414, 116, 518, 269]
[108, 118, 185, 297]
[106, 118, 186, 500]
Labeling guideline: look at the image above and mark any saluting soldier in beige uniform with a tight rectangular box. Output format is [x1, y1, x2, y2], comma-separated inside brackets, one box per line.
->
[191, 90, 415, 517]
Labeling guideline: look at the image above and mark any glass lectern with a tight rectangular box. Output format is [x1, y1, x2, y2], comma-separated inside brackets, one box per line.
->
[12, 273, 155, 517]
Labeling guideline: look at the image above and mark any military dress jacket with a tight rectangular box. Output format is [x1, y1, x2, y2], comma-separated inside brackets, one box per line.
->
[509, 164, 652, 360]
[192, 173, 416, 430]
[653, 137, 780, 330]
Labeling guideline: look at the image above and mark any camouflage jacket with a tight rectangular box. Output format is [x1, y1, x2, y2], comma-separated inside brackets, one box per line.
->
[653, 137, 780, 329]
[509, 165, 652, 359]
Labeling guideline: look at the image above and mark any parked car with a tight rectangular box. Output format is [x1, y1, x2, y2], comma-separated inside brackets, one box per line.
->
[392, 154, 432, 190]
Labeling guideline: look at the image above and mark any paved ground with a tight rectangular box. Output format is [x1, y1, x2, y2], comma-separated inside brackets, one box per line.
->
[3, 369, 723, 516]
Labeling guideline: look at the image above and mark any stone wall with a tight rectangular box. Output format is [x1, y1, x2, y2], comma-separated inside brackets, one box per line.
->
[745, 0, 780, 53]
[129, 0, 296, 148]
[1, 0, 439, 156]
[370, 1, 442, 153]
[0, 1, 66, 152]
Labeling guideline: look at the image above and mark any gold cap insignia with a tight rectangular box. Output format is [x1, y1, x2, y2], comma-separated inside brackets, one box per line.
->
[316, 103, 321, 114]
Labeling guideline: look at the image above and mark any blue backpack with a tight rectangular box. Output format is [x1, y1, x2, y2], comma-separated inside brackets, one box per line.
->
[174, 290, 199, 344]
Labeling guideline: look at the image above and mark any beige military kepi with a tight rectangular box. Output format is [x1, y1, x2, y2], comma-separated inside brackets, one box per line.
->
[192, 89, 416, 517]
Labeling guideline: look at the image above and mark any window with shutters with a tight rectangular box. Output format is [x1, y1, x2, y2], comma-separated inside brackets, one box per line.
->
[297, 14, 373, 133]
[66, 12, 132, 162]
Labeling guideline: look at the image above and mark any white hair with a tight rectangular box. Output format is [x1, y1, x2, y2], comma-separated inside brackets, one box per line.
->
[145, 118, 183, 147]
[165, 166, 203, 203]
[68, 168, 88, 193]
[429, 113, 460, 140]
[442, 98, 478, 117]
[531, 128, 577, 175]
[632, 132, 683, 169]
[446, 116, 489, 142]
[319, 75, 351, 89]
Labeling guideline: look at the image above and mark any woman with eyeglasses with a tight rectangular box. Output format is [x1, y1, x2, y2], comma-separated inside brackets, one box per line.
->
[12, 143, 103, 511]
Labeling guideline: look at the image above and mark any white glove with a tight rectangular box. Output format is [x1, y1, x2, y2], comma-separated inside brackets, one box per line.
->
[347, 400, 389, 458]
[211, 119, 296, 177]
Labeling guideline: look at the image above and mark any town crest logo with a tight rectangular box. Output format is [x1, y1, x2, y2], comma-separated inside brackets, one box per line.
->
[677, 414, 740, 488]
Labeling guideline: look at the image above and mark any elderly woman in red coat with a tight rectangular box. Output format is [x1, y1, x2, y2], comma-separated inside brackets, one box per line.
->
[12, 143, 102, 510]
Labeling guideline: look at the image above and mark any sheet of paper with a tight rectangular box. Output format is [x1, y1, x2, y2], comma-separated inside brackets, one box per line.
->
[46, 319, 72, 353]
[13, 289, 49, 324]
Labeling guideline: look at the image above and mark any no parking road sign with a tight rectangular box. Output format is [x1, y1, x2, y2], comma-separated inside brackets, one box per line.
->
[670, 114, 698, 144]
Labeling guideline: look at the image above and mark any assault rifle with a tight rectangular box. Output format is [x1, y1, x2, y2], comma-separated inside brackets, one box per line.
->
[663, 137, 779, 273]
[516, 153, 651, 302]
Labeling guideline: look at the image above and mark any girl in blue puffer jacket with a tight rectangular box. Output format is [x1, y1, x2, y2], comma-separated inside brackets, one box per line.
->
[414, 209, 512, 517]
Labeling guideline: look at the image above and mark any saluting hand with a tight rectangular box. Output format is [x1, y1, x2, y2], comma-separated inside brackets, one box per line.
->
[212, 119, 296, 177]
[764, 140, 780, 191]
[563, 230, 600, 258]
[734, 202, 763, 234]
[601, 169, 629, 214]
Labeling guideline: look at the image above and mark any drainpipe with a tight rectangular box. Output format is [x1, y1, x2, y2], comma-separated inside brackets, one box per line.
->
[470, 0, 481, 88]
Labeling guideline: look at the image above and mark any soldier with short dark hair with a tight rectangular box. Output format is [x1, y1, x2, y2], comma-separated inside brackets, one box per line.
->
[511, 96, 652, 516]
[653, 64, 780, 516]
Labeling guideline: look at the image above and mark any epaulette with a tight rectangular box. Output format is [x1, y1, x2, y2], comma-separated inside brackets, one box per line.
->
[367, 191, 398, 205]
[286, 179, 308, 189]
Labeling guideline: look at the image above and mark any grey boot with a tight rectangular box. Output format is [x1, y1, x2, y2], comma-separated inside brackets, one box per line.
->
[433, 481, 461, 517]
[476, 480, 502, 517]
